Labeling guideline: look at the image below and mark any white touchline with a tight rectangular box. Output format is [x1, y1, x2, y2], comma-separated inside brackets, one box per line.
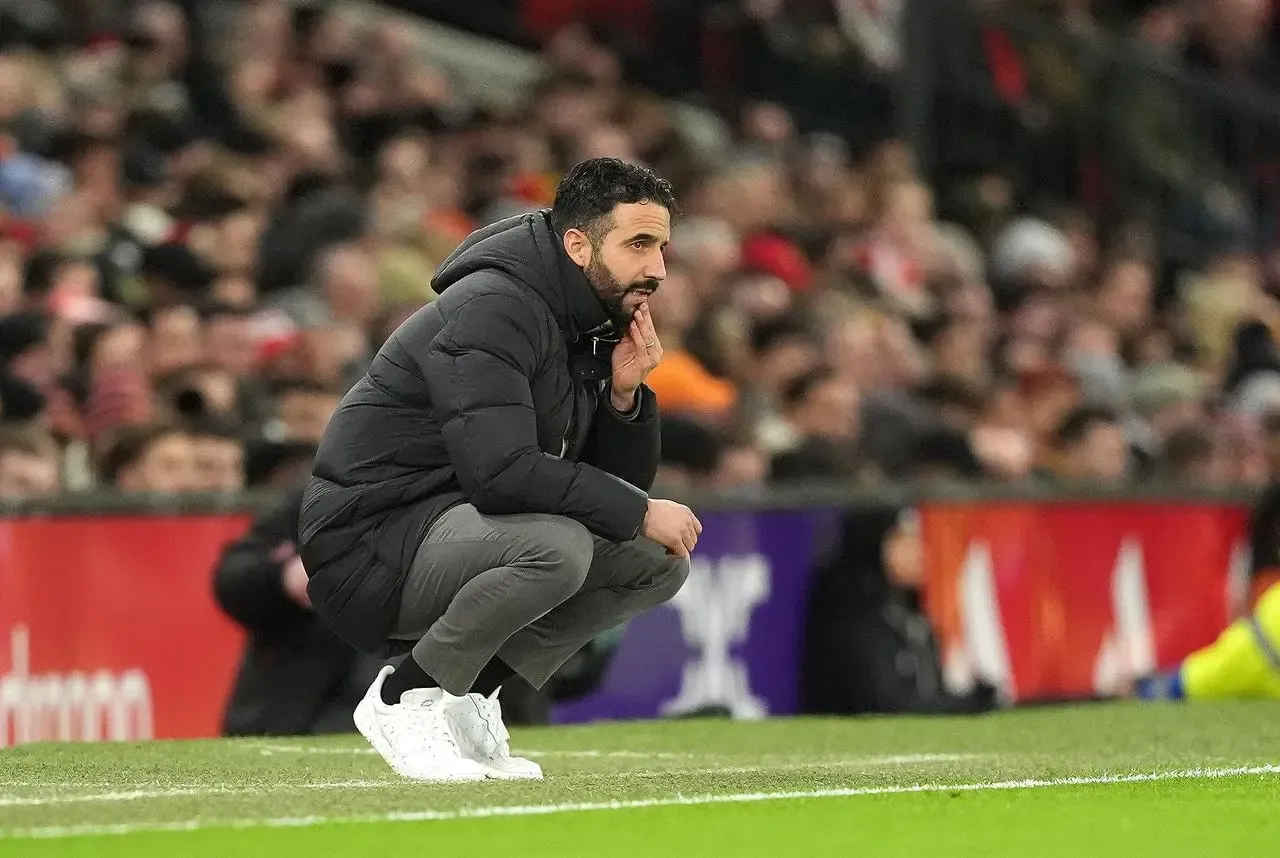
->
[0, 755, 977, 807]
[570, 754, 982, 780]
[0, 781, 402, 808]
[2, 764, 1277, 840]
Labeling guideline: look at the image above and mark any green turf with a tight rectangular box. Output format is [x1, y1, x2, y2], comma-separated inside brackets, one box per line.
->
[1, 702, 1277, 856]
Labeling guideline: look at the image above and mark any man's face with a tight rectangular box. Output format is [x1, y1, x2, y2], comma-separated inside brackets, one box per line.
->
[279, 390, 340, 443]
[572, 202, 671, 328]
[792, 378, 862, 442]
[192, 437, 244, 492]
[1066, 422, 1130, 482]
[121, 432, 198, 494]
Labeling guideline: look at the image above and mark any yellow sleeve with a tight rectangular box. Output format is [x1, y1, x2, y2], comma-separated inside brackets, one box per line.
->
[1182, 582, 1280, 700]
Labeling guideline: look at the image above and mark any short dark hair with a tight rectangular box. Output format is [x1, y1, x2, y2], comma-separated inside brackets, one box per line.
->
[782, 366, 840, 410]
[659, 416, 723, 476]
[1056, 404, 1121, 449]
[196, 301, 254, 323]
[1162, 425, 1215, 472]
[750, 314, 817, 355]
[271, 377, 343, 399]
[916, 376, 987, 414]
[184, 415, 242, 444]
[550, 158, 678, 242]
[100, 423, 186, 483]
[0, 423, 58, 460]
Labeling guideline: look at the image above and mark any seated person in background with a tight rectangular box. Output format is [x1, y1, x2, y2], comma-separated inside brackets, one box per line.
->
[801, 506, 998, 715]
[1157, 424, 1229, 485]
[0, 423, 62, 498]
[214, 483, 389, 735]
[100, 422, 198, 494]
[770, 366, 871, 482]
[655, 416, 769, 491]
[1047, 404, 1130, 484]
[270, 379, 343, 444]
[186, 416, 245, 492]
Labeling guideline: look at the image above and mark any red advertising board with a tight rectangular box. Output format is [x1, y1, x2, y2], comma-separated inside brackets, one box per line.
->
[0, 501, 1258, 744]
[921, 502, 1252, 703]
[0, 515, 250, 747]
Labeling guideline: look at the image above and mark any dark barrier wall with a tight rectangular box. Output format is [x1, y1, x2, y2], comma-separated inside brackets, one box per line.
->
[0, 484, 1257, 745]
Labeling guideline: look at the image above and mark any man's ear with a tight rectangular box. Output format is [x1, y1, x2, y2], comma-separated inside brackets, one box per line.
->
[563, 228, 593, 268]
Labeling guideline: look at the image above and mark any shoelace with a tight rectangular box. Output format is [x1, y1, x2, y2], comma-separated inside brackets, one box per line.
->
[463, 695, 511, 757]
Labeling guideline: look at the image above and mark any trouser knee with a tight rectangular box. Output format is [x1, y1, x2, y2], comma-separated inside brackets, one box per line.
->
[517, 516, 594, 601]
[649, 554, 690, 602]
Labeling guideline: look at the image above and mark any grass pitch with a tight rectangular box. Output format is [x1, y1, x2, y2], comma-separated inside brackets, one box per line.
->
[1, 702, 1276, 856]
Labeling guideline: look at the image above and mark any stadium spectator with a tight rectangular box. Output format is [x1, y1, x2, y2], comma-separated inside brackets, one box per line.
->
[802, 506, 999, 715]
[214, 483, 389, 736]
[269, 379, 342, 444]
[1052, 404, 1131, 484]
[186, 416, 245, 492]
[0, 422, 61, 497]
[0, 0, 1271, 514]
[771, 366, 870, 482]
[101, 422, 197, 494]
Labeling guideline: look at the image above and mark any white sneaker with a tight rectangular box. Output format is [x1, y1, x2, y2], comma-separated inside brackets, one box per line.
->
[353, 666, 488, 782]
[445, 688, 544, 780]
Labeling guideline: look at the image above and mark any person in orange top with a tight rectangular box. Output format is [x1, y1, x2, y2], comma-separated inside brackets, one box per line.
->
[643, 264, 738, 421]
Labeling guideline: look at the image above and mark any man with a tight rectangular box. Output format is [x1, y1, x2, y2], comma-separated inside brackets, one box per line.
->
[101, 422, 198, 493]
[299, 158, 699, 782]
[1051, 404, 1130, 484]
[215, 484, 385, 736]
[186, 416, 245, 492]
[770, 366, 865, 482]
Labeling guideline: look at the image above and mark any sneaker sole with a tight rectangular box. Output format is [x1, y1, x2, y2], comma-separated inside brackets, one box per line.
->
[353, 698, 486, 783]
[478, 764, 544, 781]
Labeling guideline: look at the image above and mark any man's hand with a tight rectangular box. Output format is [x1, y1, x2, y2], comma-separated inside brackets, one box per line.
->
[610, 303, 662, 411]
[282, 556, 312, 608]
[642, 498, 702, 557]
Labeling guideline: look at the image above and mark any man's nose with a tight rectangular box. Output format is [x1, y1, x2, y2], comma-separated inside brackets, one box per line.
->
[644, 250, 667, 282]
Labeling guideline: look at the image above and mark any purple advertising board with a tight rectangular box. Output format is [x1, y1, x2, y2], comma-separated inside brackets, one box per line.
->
[552, 509, 841, 723]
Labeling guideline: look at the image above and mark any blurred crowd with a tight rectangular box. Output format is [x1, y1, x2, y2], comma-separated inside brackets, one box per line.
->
[2, 0, 1280, 503]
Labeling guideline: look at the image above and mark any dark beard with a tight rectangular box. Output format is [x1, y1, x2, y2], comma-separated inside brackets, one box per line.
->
[585, 257, 659, 329]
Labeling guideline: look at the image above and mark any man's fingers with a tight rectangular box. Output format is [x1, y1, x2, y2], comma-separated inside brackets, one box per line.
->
[638, 304, 660, 345]
[692, 514, 703, 535]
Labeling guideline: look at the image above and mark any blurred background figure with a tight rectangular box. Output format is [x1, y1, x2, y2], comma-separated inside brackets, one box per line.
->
[214, 483, 383, 735]
[802, 507, 998, 715]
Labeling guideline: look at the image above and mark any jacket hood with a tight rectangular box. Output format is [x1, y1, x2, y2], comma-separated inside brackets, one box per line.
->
[431, 210, 613, 340]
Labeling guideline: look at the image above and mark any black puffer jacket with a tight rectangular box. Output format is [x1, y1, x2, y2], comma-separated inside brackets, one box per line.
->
[299, 211, 661, 654]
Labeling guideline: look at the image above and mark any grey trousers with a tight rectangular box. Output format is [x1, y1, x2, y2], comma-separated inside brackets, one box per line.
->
[390, 503, 690, 695]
